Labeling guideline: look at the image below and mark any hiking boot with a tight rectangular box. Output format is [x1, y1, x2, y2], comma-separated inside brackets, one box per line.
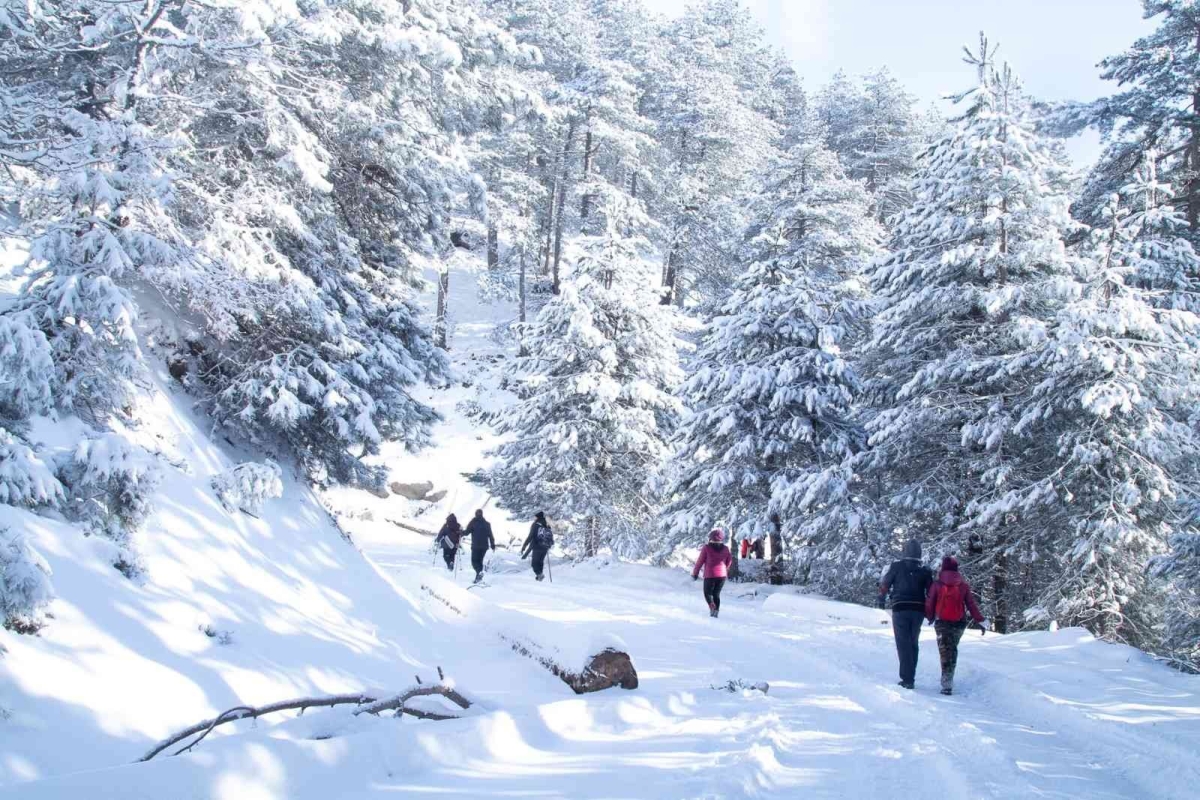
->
[940, 688, 952, 696]
[535, 573, 544, 581]
[898, 681, 914, 690]
[474, 573, 482, 584]
[709, 608, 717, 618]
[713, 608, 719, 619]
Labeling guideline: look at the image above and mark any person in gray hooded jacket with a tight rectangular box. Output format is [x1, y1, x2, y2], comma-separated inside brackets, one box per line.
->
[877, 540, 933, 689]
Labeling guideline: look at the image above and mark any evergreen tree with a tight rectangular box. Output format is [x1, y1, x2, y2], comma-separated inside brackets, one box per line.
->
[855, 39, 1081, 627]
[661, 129, 881, 565]
[984, 191, 1200, 644]
[490, 190, 682, 557]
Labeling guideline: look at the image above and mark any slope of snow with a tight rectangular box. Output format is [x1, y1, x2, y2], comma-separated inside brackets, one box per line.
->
[4, 266, 1199, 798]
[7, 536, 1200, 799]
[0, 363, 452, 785]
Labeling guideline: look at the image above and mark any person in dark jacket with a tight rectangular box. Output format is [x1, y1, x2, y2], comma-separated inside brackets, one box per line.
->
[434, 513, 463, 571]
[878, 539, 933, 689]
[925, 556, 987, 695]
[751, 536, 765, 560]
[520, 511, 553, 581]
[465, 509, 495, 583]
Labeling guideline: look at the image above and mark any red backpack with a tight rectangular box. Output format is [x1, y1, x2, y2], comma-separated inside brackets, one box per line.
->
[935, 580, 967, 622]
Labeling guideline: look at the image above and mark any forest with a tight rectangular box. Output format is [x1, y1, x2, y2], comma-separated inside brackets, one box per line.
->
[1, 0, 1198, 671]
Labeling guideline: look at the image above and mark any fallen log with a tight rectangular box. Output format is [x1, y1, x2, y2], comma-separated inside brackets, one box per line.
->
[386, 518, 437, 537]
[138, 681, 471, 762]
[500, 634, 638, 694]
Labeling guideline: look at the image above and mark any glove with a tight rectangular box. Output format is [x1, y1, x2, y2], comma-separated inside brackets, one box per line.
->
[875, 596, 886, 610]
[692, 574, 699, 581]
[979, 619, 989, 636]
[491, 545, 496, 551]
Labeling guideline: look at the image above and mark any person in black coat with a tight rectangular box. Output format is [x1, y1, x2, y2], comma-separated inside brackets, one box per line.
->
[877, 539, 934, 690]
[434, 513, 463, 571]
[465, 509, 495, 583]
[520, 511, 553, 581]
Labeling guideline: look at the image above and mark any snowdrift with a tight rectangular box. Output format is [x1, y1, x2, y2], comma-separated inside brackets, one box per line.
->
[0, 368, 449, 787]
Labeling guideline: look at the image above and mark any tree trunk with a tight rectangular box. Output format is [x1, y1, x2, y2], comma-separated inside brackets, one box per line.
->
[1191, 51, 1200, 233]
[518, 246, 529, 357]
[487, 223, 499, 272]
[660, 246, 677, 306]
[551, 120, 578, 294]
[581, 126, 594, 219]
[992, 532, 1009, 634]
[435, 270, 449, 350]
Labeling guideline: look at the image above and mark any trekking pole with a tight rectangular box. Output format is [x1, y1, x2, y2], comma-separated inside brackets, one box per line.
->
[454, 546, 460, 582]
[547, 554, 553, 583]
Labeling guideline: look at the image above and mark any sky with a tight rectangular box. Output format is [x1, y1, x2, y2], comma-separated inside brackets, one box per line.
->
[644, 0, 1156, 164]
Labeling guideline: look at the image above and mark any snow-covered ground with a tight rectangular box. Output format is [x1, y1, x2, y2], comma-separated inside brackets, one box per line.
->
[2, 268, 1199, 798]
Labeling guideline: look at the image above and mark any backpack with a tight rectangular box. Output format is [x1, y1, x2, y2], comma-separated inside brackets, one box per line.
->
[890, 561, 927, 602]
[935, 580, 967, 622]
[536, 523, 554, 549]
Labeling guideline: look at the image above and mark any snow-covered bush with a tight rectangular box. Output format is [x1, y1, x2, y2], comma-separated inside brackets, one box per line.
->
[0, 527, 55, 634]
[0, 427, 64, 508]
[211, 461, 283, 517]
[57, 434, 158, 554]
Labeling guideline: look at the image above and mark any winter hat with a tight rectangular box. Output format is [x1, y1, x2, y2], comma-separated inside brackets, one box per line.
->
[535, 511, 547, 523]
[941, 555, 959, 572]
[902, 539, 922, 560]
[709, 529, 725, 543]
[447, 513, 458, 523]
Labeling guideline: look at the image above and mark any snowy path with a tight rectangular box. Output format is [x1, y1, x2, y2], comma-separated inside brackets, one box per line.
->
[361, 539, 1200, 799]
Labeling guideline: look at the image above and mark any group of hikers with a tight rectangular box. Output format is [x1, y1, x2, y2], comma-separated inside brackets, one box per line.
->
[433, 509, 555, 583]
[434, 512, 984, 694]
[688, 527, 986, 694]
[878, 539, 987, 695]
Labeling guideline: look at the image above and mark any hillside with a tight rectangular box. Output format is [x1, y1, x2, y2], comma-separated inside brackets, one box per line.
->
[2, 268, 1197, 798]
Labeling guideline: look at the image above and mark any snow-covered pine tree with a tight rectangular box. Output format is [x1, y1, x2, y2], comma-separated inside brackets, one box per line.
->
[0, 1, 187, 422]
[1064, 0, 1200, 256]
[660, 124, 881, 569]
[489, 189, 682, 558]
[854, 39, 1082, 629]
[965, 188, 1200, 647]
[1119, 156, 1200, 312]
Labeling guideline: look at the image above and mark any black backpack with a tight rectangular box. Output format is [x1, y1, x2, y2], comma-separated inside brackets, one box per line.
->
[535, 523, 554, 549]
[891, 561, 928, 602]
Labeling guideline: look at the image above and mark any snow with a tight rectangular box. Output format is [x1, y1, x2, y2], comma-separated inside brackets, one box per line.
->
[1, 270, 1198, 798]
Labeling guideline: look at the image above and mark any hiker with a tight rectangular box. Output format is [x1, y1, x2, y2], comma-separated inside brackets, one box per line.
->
[925, 555, 987, 695]
[740, 538, 751, 559]
[751, 536, 765, 560]
[692, 529, 732, 618]
[520, 511, 554, 581]
[434, 513, 463, 571]
[877, 539, 933, 689]
[767, 512, 786, 585]
[466, 509, 495, 583]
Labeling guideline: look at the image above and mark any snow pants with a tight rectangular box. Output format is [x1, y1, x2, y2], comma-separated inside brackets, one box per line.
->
[891, 610, 924, 686]
[935, 620, 968, 691]
[471, 547, 487, 577]
[703, 577, 726, 611]
[442, 545, 457, 571]
[530, 547, 547, 578]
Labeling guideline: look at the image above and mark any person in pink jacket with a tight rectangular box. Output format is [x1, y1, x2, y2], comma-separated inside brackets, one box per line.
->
[692, 529, 732, 618]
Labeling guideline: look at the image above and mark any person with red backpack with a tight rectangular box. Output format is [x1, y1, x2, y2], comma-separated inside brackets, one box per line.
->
[692, 529, 732, 618]
[925, 556, 988, 695]
[877, 539, 933, 689]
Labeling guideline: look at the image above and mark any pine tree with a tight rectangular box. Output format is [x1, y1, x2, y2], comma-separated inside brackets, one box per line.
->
[1067, 0, 1200, 250]
[489, 190, 682, 557]
[965, 191, 1200, 643]
[661, 128, 881, 566]
[855, 38, 1081, 627]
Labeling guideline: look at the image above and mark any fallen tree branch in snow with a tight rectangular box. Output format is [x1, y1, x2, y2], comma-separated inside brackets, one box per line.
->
[386, 518, 436, 537]
[420, 583, 465, 616]
[138, 681, 472, 762]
